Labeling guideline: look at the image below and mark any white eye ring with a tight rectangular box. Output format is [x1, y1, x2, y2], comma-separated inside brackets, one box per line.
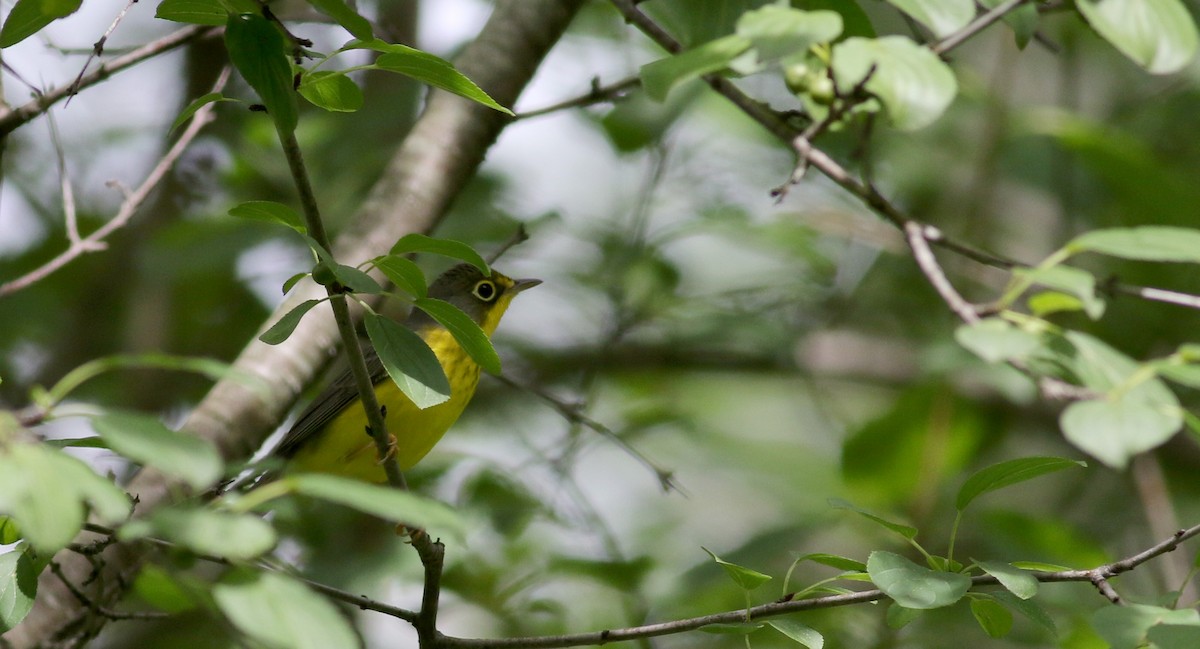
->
[473, 280, 497, 301]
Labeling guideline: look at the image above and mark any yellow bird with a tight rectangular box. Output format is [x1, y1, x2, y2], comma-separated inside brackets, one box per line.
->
[276, 264, 539, 482]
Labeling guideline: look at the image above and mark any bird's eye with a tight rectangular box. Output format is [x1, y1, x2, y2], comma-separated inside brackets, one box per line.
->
[472, 280, 497, 302]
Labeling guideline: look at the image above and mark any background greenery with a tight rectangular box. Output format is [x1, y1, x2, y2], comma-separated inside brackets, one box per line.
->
[4, 0, 1200, 647]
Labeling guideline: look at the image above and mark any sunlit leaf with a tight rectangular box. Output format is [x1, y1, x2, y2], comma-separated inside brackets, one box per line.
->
[1068, 226, 1200, 262]
[831, 36, 957, 130]
[298, 71, 364, 113]
[640, 35, 751, 101]
[769, 619, 824, 648]
[885, 0, 974, 37]
[92, 412, 223, 490]
[1075, 0, 1198, 74]
[867, 551, 971, 609]
[1060, 397, 1182, 469]
[955, 318, 1041, 363]
[0, 548, 42, 633]
[976, 561, 1038, 599]
[363, 312, 450, 409]
[703, 547, 772, 591]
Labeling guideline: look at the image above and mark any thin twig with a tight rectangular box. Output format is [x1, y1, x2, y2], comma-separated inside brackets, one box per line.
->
[437, 523, 1200, 648]
[932, 0, 1030, 56]
[514, 75, 641, 120]
[48, 561, 169, 621]
[0, 68, 229, 298]
[46, 112, 85, 246]
[0, 25, 216, 137]
[485, 224, 530, 264]
[905, 222, 982, 323]
[66, 0, 140, 104]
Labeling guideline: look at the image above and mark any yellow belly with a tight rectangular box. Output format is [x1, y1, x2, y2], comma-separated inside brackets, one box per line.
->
[287, 329, 481, 482]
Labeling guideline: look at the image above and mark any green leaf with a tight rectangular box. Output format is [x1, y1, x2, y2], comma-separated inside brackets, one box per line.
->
[170, 92, 236, 134]
[213, 570, 360, 649]
[768, 619, 824, 648]
[884, 0, 974, 37]
[735, 6, 843, 63]
[260, 299, 324, 345]
[640, 35, 751, 101]
[43, 437, 109, 450]
[155, 0, 226, 26]
[355, 40, 511, 114]
[1091, 603, 1199, 649]
[796, 0, 875, 38]
[831, 36, 957, 130]
[828, 498, 917, 540]
[867, 551, 971, 609]
[791, 553, 867, 572]
[229, 200, 306, 233]
[282, 272, 309, 294]
[1155, 361, 1200, 390]
[0, 549, 42, 633]
[702, 547, 772, 591]
[132, 565, 202, 614]
[287, 474, 465, 536]
[956, 457, 1085, 511]
[1060, 397, 1182, 469]
[328, 263, 383, 294]
[990, 590, 1057, 633]
[371, 255, 427, 298]
[363, 312, 451, 409]
[955, 318, 1042, 363]
[979, 0, 1038, 48]
[0, 0, 83, 47]
[1068, 226, 1200, 262]
[304, 0, 371, 40]
[1027, 291, 1086, 317]
[1075, 0, 1198, 74]
[0, 517, 20, 544]
[970, 597, 1013, 638]
[1148, 623, 1200, 649]
[414, 297, 501, 374]
[976, 561, 1038, 599]
[0, 444, 131, 553]
[388, 233, 489, 274]
[298, 71, 364, 112]
[886, 602, 923, 628]
[119, 508, 276, 560]
[91, 412, 224, 490]
[225, 12, 298, 134]
[1013, 264, 1103, 319]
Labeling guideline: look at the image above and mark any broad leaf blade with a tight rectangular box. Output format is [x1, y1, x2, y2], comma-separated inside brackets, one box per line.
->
[92, 412, 224, 490]
[363, 313, 450, 409]
[388, 234, 489, 274]
[956, 457, 1085, 511]
[867, 551, 971, 609]
[414, 298, 501, 374]
[225, 13, 298, 134]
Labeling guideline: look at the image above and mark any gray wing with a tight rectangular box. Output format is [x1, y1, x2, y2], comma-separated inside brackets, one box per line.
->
[274, 345, 388, 458]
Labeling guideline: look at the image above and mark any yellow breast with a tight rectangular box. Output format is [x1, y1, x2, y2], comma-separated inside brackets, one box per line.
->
[287, 327, 480, 482]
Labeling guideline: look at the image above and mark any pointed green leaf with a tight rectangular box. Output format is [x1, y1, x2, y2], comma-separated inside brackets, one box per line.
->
[990, 590, 1057, 633]
[353, 40, 510, 114]
[118, 508, 276, 560]
[171, 92, 236, 134]
[298, 71, 364, 112]
[213, 570, 360, 649]
[1091, 603, 1199, 649]
[388, 234, 489, 274]
[225, 12, 298, 134]
[1068, 226, 1200, 262]
[956, 457, 1085, 511]
[304, 0, 371, 40]
[702, 547, 772, 591]
[0, 0, 83, 47]
[831, 36, 957, 130]
[828, 498, 917, 539]
[1075, 0, 1198, 74]
[363, 312, 450, 409]
[790, 553, 867, 572]
[979, 0, 1038, 48]
[229, 200, 306, 233]
[640, 35, 751, 101]
[769, 619, 823, 648]
[970, 597, 1013, 638]
[1060, 397, 1182, 469]
[955, 318, 1042, 363]
[976, 561, 1038, 599]
[260, 299, 324, 345]
[1148, 623, 1200, 649]
[0, 517, 20, 544]
[329, 264, 382, 294]
[0, 549, 43, 633]
[371, 255, 427, 298]
[0, 444, 131, 553]
[735, 6, 842, 63]
[414, 297, 501, 374]
[287, 474, 464, 536]
[885, 0, 974, 37]
[92, 412, 223, 490]
[867, 551, 971, 609]
[282, 272, 309, 294]
[156, 0, 226, 26]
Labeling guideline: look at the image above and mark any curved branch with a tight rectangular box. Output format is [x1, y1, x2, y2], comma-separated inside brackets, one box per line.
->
[6, 1, 586, 646]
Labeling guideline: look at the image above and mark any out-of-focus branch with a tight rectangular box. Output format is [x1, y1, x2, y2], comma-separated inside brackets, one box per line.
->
[0, 69, 229, 298]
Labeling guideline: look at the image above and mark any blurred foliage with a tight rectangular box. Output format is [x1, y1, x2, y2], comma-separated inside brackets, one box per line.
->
[4, 0, 1200, 648]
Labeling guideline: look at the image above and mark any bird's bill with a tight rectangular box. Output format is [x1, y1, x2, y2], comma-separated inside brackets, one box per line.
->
[511, 278, 542, 293]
